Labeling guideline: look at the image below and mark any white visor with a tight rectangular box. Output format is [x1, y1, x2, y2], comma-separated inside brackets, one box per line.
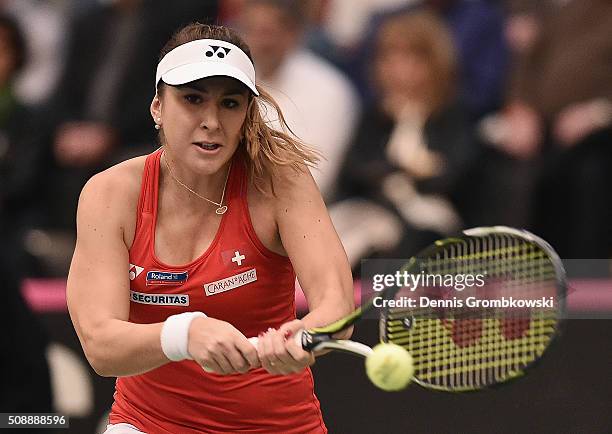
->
[155, 39, 259, 96]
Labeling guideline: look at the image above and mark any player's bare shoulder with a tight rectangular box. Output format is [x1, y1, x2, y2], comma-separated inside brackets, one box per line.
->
[272, 163, 320, 207]
[78, 155, 148, 247]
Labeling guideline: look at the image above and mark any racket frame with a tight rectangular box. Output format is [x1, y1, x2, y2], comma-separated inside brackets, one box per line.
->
[299, 226, 567, 391]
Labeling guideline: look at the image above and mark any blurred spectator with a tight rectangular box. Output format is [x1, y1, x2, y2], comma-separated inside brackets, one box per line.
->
[484, 0, 612, 257]
[37, 0, 218, 259]
[345, 0, 508, 120]
[333, 10, 476, 267]
[0, 13, 52, 418]
[1, 0, 68, 106]
[0, 14, 47, 251]
[237, 0, 360, 201]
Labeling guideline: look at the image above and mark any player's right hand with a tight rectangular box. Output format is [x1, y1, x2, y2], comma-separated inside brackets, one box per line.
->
[187, 317, 260, 375]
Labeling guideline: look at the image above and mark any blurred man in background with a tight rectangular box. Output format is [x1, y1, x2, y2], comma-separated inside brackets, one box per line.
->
[237, 0, 360, 201]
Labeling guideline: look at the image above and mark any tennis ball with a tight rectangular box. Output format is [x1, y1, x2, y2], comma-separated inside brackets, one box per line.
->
[365, 343, 414, 391]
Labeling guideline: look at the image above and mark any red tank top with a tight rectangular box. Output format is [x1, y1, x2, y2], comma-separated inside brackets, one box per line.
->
[109, 149, 327, 433]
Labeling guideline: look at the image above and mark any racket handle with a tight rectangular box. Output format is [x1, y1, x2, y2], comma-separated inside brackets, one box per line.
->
[247, 330, 305, 350]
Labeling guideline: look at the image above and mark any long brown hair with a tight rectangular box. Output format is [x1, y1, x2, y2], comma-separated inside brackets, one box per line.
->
[157, 23, 320, 194]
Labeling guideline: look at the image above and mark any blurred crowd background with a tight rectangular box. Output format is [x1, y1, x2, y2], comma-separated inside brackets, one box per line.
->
[0, 0, 610, 430]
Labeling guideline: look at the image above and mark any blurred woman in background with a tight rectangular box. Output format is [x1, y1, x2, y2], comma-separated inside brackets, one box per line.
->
[332, 9, 477, 267]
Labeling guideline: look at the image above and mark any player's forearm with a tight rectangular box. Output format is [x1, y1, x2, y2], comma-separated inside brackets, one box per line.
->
[81, 319, 168, 377]
[301, 293, 355, 340]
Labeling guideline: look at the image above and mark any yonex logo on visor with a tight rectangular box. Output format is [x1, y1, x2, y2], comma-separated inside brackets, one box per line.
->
[155, 39, 258, 95]
[206, 46, 231, 58]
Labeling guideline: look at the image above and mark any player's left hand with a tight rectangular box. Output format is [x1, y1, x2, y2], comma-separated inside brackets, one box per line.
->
[257, 319, 315, 375]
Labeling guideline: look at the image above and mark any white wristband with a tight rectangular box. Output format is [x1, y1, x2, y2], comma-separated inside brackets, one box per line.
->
[160, 312, 207, 361]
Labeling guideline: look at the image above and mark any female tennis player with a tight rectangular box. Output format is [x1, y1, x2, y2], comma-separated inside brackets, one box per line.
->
[66, 23, 353, 434]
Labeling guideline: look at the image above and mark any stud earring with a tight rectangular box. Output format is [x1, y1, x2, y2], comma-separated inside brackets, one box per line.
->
[154, 124, 161, 130]
[154, 117, 162, 130]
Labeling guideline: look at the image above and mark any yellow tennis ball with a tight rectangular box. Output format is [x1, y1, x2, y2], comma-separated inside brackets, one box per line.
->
[365, 343, 414, 391]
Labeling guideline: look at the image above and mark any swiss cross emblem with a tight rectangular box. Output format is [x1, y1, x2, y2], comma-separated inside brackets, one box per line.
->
[231, 251, 245, 266]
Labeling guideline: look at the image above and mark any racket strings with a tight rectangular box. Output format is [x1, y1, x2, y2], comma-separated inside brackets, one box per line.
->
[390, 318, 555, 376]
[383, 232, 560, 391]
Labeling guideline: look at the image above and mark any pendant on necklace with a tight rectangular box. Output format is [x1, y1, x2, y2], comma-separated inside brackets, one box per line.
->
[216, 206, 228, 215]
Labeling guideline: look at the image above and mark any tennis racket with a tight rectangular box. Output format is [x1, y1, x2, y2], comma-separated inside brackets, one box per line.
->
[254, 226, 566, 392]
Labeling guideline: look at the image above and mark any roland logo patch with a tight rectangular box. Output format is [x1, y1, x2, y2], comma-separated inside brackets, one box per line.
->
[204, 269, 257, 296]
[146, 271, 188, 286]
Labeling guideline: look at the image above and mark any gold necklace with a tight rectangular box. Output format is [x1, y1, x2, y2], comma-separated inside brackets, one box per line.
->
[162, 152, 231, 215]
